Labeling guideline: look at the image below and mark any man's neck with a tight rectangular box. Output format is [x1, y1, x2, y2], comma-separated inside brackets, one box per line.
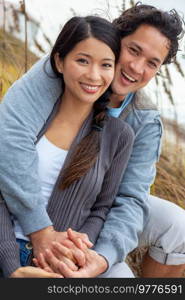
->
[109, 93, 127, 108]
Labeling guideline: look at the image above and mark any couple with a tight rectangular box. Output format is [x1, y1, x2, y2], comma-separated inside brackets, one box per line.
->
[0, 3, 185, 278]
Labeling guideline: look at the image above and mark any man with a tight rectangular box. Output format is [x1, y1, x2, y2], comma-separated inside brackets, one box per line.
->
[0, 4, 185, 277]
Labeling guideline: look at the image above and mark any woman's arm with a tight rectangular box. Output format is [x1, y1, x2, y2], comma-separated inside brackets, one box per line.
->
[79, 122, 134, 244]
[0, 197, 21, 277]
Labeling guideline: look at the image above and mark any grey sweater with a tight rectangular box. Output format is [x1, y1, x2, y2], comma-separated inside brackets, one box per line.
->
[0, 103, 134, 277]
[0, 198, 21, 277]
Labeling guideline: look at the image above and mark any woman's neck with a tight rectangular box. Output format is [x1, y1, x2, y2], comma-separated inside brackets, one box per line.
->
[57, 94, 93, 126]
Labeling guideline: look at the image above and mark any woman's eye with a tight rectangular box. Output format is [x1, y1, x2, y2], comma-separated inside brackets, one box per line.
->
[76, 58, 88, 64]
[102, 63, 113, 68]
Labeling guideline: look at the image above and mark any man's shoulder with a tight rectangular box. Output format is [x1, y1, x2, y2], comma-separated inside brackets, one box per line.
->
[133, 89, 158, 111]
[119, 89, 160, 125]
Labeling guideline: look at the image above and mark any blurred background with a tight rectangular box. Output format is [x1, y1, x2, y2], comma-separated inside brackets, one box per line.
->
[0, 0, 185, 276]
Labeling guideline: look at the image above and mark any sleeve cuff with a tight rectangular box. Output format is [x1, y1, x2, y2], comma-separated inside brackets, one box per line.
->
[94, 237, 120, 272]
[16, 206, 53, 235]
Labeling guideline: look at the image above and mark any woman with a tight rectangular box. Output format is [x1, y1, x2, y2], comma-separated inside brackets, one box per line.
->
[0, 15, 134, 277]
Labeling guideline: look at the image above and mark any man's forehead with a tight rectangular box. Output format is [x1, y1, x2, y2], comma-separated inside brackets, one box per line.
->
[121, 24, 170, 63]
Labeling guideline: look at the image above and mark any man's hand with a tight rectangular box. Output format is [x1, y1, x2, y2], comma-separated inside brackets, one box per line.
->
[32, 228, 93, 273]
[39, 245, 108, 278]
[30, 227, 93, 258]
[29, 225, 68, 258]
[10, 266, 63, 278]
[67, 228, 93, 249]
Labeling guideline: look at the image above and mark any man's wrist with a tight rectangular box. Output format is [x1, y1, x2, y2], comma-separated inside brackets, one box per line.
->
[98, 254, 109, 274]
[29, 225, 54, 242]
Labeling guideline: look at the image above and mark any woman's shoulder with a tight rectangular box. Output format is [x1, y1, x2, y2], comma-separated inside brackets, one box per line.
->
[104, 115, 135, 142]
[106, 115, 134, 133]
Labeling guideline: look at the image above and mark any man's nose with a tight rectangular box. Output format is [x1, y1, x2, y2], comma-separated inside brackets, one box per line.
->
[130, 57, 145, 75]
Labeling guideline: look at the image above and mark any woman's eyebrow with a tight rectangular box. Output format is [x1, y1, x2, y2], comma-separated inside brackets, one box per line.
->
[76, 53, 114, 61]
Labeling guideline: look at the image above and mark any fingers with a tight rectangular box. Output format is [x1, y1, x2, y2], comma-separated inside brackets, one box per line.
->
[58, 261, 80, 278]
[37, 252, 51, 270]
[52, 241, 74, 261]
[44, 248, 78, 273]
[61, 239, 86, 267]
[10, 266, 63, 278]
[33, 256, 54, 273]
[67, 228, 93, 248]
[32, 257, 40, 268]
[67, 229, 84, 250]
[72, 247, 86, 267]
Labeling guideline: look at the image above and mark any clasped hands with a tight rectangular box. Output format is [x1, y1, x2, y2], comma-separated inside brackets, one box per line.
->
[30, 226, 108, 278]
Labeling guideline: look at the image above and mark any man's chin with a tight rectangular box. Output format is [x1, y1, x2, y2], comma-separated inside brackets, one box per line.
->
[111, 91, 128, 100]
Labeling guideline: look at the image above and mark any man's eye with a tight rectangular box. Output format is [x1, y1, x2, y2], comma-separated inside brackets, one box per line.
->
[149, 61, 157, 68]
[128, 47, 139, 55]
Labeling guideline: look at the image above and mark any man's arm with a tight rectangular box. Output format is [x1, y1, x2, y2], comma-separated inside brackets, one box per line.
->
[95, 117, 162, 270]
[0, 56, 62, 235]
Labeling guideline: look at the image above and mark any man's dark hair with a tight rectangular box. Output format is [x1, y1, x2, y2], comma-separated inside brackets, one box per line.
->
[113, 2, 184, 64]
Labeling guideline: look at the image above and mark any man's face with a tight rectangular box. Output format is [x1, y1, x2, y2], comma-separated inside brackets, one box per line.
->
[111, 24, 170, 98]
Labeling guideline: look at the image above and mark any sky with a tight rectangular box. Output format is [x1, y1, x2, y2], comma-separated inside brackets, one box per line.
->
[7, 0, 185, 45]
[3, 0, 185, 126]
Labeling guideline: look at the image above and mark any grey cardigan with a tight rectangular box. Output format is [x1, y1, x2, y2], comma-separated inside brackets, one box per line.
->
[0, 103, 134, 277]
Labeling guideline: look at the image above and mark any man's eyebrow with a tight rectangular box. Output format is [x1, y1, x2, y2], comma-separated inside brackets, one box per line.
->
[129, 42, 162, 64]
[76, 53, 115, 61]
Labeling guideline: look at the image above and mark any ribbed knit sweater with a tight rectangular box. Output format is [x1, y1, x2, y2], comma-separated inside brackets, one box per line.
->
[0, 198, 21, 277]
[0, 102, 134, 277]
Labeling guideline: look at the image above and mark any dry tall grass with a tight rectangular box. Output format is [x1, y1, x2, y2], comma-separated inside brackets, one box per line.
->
[0, 28, 38, 100]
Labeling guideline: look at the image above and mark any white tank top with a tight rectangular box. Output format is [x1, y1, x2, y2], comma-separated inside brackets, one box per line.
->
[14, 135, 68, 240]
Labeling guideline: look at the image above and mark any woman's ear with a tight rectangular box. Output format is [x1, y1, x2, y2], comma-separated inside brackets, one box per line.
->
[54, 53, 63, 74]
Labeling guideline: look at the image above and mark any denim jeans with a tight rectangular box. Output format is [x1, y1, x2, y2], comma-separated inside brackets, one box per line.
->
[16, 239, 33, 267]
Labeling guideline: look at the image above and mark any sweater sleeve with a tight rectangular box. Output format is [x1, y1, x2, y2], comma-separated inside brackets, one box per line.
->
[0, 56, 62, 235]
[79, 122, 134, 244]
[95, 117, 162, 270]
[0, 198, 21, 278]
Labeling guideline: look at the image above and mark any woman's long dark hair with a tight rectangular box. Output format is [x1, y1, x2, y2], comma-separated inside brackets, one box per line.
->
[50, 16, 121, 189]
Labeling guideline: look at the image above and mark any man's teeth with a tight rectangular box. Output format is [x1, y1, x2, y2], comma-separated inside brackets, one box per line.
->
[122, 71, 136, 82]
[81, 84, 99, 91]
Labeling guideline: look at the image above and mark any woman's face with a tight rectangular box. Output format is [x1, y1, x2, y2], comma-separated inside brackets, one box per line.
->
[55, 37, 115, 105]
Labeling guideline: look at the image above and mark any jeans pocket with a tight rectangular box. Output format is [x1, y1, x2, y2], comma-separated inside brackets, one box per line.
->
[17, 239, 32, 267]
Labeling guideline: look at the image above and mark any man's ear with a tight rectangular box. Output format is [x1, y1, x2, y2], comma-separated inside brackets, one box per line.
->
[54, 53, 63, 74]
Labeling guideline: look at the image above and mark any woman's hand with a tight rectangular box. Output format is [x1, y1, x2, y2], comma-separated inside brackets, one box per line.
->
[35, 247, 108, 278]
[33, 239, 87, 273]
[58, 249, 108, 278]
[33, 229, 93, 275]
[10, 266, 63, 278]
